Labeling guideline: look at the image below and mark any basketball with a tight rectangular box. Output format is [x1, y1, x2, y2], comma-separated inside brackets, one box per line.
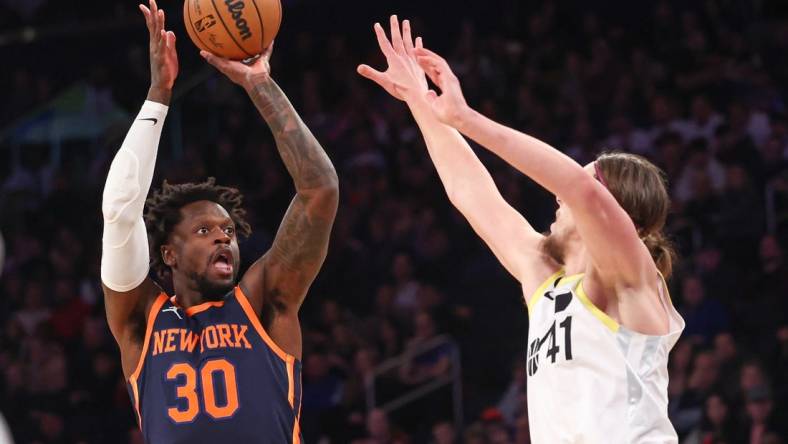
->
[183, 0, 282, 60]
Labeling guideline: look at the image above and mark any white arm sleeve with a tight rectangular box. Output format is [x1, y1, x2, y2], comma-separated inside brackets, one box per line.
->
[101, 100, 168, 292]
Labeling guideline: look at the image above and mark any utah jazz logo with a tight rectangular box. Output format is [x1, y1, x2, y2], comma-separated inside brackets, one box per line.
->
[527, 290, 574, 376]
[194, 14, 217, 32]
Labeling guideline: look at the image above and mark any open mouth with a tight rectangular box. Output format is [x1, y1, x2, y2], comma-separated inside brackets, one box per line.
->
[211, 250, 234, 277]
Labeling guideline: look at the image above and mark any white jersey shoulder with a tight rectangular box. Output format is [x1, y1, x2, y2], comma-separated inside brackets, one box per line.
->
[524, 270, 685, 444]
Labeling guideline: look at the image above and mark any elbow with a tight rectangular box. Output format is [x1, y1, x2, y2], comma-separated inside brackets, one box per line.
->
[320, 171, 340, 202]
[102, 150, 144, 224]
[324, 182, 340, 209]
[312, 176, 340, 213]
[445, 180, 470, 209]
[102, 195, 141, 226]
[446, 181, 488, 215]
[562, 171, 607, 209]
[297, 167, 339, 204]
[325, 168, 339, 193]
[446, 187, 468, 213]
[312, 164, 339, 195]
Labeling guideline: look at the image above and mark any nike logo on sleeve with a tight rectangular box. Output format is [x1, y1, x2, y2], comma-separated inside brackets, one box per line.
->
[138, 117, 159, 125]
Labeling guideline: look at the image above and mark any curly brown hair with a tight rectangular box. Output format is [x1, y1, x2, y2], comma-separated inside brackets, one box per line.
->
[144, 177, 251, 279]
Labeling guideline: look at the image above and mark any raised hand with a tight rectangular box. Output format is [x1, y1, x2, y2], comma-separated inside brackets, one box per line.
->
[200, 43, 274, 91]
[140, 0, 178, 103]
[357, 16, 428, 101]
[414, 47, 470, 127]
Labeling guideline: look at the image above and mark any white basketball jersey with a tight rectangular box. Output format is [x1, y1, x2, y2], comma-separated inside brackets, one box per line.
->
[525, 271, 684, 444]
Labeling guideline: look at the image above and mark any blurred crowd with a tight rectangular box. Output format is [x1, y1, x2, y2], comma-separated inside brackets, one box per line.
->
[2, 0, 788, 443]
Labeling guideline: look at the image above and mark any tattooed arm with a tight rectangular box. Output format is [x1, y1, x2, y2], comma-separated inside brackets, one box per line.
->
[202, 48, 339, 318]
[245, 74, 339, 310]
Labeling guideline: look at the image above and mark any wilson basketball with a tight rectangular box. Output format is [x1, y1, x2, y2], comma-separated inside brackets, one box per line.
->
[184, 0, 282, 60]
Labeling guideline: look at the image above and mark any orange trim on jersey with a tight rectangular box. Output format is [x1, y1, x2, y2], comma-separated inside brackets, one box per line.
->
[168, 296, 226, 317]
[286, 356, 296, 408]
[292, 409, 301, 444]
[292, 380, 302, 443]
[128, 292, 169, 429]
[233, 286, 296, 363]
[130, 377, 142, 429]
[185, 300, 225, 316]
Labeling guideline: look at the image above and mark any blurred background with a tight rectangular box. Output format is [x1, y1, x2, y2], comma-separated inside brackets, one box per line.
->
[1, 0, 788, 443]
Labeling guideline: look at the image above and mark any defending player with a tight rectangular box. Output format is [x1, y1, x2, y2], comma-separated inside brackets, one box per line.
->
[358, 17, 684, 443]
[101, 2, 337, 442]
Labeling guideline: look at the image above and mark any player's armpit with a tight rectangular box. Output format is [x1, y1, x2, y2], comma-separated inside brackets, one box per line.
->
[102, 277, 162, 378]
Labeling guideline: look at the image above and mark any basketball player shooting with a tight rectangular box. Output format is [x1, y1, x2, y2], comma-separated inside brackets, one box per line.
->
[358, 17, 685, 443]
[100, 1, 337, 442]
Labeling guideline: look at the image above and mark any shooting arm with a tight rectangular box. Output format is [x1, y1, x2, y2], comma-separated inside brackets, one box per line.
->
[245, 75, 339, 310]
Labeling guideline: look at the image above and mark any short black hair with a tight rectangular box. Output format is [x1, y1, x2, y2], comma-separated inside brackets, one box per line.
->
[144, 177, 251, 279]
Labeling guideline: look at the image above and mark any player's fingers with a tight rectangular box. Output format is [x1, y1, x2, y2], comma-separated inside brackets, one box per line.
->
[402, 20, 415, 56]
[415, 52, 436, 71]
[201, 50, 231, 73]
[165, 30, 176, 49]
[357, 64, 388, 86]
[140, 4, 151, 21]
[373, 23, 396, 59]
[415, 37, 423, 50]
[415, 49, 455, 80]
[389, 15, 405, 56]
[414, 47, 447, 65]
[149, 0, 159, 34]
[262, 40, 274, 59]
[415, 48, 456, 82]
[140, 5, 154, 36]
[415, 56, 440, 84]
[157, 9, 165, 36]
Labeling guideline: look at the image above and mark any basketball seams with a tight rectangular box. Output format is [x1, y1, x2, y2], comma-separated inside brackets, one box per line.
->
[249, 0, 265, 52]
[209, 0, 255, 58]
[186, 1, 212, 53]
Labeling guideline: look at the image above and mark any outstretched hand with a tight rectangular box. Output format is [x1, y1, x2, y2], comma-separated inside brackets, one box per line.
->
[357, 16, 428, 102]
[201, 44, 274, 90]
[139, 0, 178, 96]
[357, 15, 470, 127]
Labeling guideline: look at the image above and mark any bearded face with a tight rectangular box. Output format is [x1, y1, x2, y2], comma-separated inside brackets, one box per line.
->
[541, 197, 576, 265]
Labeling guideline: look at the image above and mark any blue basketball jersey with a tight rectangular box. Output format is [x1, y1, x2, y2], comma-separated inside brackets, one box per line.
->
[127, 286, 303, 444]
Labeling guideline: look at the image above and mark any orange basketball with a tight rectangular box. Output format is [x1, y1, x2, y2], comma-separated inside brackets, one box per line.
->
[183, 0, 282, 60]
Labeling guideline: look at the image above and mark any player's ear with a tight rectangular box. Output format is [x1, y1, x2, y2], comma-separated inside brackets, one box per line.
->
[161, 244, 176, 268]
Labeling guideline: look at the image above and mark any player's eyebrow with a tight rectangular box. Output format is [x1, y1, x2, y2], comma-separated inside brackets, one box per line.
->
[188, 215, 233, 229]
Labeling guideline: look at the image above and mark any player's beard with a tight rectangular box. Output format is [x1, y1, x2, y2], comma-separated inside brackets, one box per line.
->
[188, 270, 235, 301]
[541, 231, 566, 265]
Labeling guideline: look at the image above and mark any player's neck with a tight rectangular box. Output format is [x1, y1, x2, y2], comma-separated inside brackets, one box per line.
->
[170, 275, 216, 308]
